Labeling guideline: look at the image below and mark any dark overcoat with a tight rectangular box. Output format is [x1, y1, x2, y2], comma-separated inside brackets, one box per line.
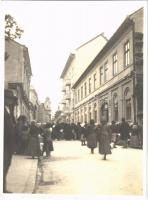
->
[27, 125, 40, 157]
[98, 124, 112, 155]
[119, 122, 130, 140]
[86, 124, 97, 149]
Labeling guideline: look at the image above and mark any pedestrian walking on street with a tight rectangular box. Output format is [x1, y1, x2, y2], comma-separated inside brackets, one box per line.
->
[27, 121, 40, 159]
[110, 121, 117, 148]
[119, 118, 130, 148]
[3, 89, 17, 193]
[43, 123, 54, 158]
[86, 119, 97, 154]
[97, 118, 112, 160]
[80, 123, 86, 146]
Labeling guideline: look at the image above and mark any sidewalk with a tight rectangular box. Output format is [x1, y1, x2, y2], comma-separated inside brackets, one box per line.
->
[6, 155, 38, 193]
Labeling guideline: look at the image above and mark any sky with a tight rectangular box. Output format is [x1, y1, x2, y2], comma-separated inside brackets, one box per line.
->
[2, 1, 147, 115]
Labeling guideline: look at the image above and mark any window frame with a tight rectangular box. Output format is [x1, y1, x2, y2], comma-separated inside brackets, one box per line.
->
[124, 40, 130, 67]
[113, 52, 118, 76]
[100, 66, 103, 85]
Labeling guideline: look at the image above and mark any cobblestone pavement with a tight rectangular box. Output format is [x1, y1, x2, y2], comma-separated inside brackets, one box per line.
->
[35, 140, 143, 195]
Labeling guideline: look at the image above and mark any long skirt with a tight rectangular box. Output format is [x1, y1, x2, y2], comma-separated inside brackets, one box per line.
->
[27, 137, 40, 157]
[99, 134, 111, 155]
[87, 133, 97, 149]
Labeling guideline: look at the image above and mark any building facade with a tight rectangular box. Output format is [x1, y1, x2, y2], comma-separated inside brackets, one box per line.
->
[72, 8, 143, 125]
[60, 7, 143, 125]
[29, 86, 39, 121]
[60, 33, 108, 123]
[37, 97, 52, 123]
[5, 38, 32, 120]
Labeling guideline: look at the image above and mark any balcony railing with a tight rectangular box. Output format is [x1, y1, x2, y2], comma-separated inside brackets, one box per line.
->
[65, 79, 71, 86]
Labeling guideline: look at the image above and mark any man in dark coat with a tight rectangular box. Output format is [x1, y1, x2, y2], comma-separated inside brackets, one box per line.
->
[3, 89, 17, 193]
[86, 119, 97, 154]
[119, 118, 130, 148]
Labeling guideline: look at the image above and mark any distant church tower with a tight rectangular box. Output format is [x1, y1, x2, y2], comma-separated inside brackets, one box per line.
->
[44, 97, 51, 122]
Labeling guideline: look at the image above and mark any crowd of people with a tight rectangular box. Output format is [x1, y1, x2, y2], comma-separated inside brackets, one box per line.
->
[12, 116, 143, 160]
[3, 89, 143, 192]
[5, 112, 143, 161]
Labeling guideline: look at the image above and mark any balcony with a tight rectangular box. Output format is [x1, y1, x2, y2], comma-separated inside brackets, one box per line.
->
[65, 93, 71, 100]
[61, 99, 66, 104]
[65, 79, 71, 86]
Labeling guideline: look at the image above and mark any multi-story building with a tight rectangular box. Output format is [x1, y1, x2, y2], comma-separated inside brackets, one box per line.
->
[72, 7, 143, 125]
[60, 33, 108, 123]
[37, 97, 52, 123]
[5, 38, 32, 120]
[29, 86, 39, 121]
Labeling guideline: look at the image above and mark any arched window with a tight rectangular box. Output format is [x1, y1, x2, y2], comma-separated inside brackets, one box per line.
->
[94, 103, 97, 123]
[89, 106, 91, 122]
[77, 111, 79, 123]
[100, 101, 108, 122]
[124, 88, 131, 120]
[81, 108, 83, 123]
[113, 94, 118, 121]
[84, 107, 87, 122]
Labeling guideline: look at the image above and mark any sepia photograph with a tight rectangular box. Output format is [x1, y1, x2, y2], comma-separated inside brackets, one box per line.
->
[0, 1, 147, 200]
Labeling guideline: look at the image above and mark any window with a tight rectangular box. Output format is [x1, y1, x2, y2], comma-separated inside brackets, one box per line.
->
[84, 82, 87, 97]
[124, 88, 131, 120]
[93, 73, 97, 90]
[81, 86, 83, 100]
[100, 66, 103, 85]
[113, 53, 118, 75]
[81, 109, 83, 123]
[75, 92, 77, 104]
[84, 114, 87, 123]
[78, 89, 80, 102]
[113, 94, 118, 121]
[89, 107, 91, 121]
[104, 62, 108, 82]
[124, 41, 130, 67]
[94, 103, 97, 123]
[126, 99, 131, 120]
[78, 111, 79, 122]
[89, 78, 91, 93]
[84, 107, 87, 122]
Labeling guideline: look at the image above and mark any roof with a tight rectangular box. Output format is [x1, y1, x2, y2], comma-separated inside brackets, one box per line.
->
[76, 32, 108, 51]
[129, 7, 143, 18]
[60, 53, 75, 78]
[72, 15, 134, 89]
[5, 37, 32, 76]
[60, 33, 108, 79]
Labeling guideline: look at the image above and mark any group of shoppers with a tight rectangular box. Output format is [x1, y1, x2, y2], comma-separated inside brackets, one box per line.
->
[3, 88, 143, 192]
[78, 117, 143, 160]
[15, 120, 54, 159]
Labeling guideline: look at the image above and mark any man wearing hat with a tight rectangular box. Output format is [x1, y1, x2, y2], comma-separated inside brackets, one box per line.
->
[3, 89, 17, 193]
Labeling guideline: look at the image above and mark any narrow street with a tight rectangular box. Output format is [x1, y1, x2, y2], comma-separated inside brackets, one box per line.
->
[35, 140, 143, 195]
